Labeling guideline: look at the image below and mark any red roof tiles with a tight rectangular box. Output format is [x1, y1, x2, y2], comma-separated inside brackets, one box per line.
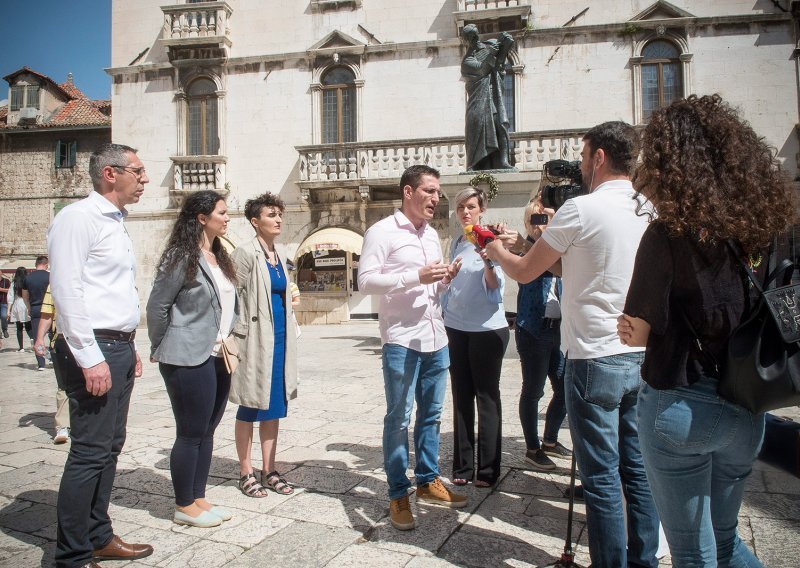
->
[1, 67, 110, 130]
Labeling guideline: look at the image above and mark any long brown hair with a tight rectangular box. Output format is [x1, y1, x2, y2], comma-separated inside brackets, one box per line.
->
[635, 94, 793, 253]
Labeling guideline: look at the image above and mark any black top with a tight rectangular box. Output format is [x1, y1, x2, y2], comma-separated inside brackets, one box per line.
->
[624, 221, 748, 389]
[23, 270, 50, 319]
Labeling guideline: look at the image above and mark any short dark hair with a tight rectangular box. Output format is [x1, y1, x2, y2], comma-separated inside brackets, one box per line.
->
[400, 165, 440, 192]
[35, 255, 48, 267]
[244, 192, 285, 222]
[582, 121, 639, 176]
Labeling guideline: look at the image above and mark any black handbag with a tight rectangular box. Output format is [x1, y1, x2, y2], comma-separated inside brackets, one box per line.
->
[720, 240, 800, 414]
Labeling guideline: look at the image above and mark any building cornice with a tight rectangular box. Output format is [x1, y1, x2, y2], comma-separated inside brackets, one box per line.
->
[0, 125, 110, 134]
[105, 11, 792, 78]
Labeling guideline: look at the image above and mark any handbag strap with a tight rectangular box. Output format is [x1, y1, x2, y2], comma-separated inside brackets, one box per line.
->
[725, 238, 794, 294]
[677, 308, 721, 374]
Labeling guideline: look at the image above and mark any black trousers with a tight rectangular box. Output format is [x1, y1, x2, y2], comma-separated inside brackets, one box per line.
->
[160, 356, 231, 506]
[54, 337, 135, 568]
[446, 326, 509, 483]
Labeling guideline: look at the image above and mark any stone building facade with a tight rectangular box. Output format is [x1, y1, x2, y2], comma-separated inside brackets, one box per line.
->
[0, 68, 111, 268]
[107, 0, 800, 323]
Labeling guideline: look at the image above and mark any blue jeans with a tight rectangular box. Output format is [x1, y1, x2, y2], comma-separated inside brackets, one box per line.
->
[565, 352, 659, 568]
[382, 343, 449, 500]
[0, 302, 7, 334]
[638, 376, 765, 567]
[516, 325, 567, 449]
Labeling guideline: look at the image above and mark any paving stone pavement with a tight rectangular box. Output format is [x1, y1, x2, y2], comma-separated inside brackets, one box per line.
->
[1, 321, 799, 567]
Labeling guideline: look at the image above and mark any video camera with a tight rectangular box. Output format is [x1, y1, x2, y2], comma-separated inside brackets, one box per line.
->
[540, 159, 585, 210]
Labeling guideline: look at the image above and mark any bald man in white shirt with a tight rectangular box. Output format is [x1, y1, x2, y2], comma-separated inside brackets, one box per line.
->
[48, 143, 153, 568]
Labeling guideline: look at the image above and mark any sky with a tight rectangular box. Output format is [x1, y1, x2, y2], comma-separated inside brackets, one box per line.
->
[0, 0, 111, 102]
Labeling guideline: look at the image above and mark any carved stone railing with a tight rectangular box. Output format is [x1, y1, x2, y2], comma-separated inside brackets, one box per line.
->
[161, 2, 232, 42]
[170, 156, 228, 206]
[457, 0, 522, 10]
[296, 130, 585, 183]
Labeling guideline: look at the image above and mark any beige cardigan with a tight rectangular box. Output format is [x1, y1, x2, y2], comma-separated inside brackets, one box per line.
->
[228, 236, 298, 409]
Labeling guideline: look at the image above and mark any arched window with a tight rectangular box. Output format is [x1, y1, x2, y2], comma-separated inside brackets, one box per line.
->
[187, 78, 219, 155]
[641, 40, 682, 121]
[321, 67, 356, 144]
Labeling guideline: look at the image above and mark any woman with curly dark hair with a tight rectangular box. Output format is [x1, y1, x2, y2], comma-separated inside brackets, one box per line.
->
[618, 94, 793, 566]
[147, 190, 238, 528]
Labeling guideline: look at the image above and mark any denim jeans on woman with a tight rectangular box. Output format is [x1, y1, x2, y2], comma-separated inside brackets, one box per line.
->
[638, 375, 765, 567]
[565, 352, 659, 568]
[382, 343, 449, 500]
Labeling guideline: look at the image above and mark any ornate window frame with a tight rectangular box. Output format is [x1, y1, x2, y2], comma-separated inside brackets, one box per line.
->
[630, 30, 691, 124]
[175, 71, 226, 156]
[310, 61, 364, 144]
[504, 49, 524, 132]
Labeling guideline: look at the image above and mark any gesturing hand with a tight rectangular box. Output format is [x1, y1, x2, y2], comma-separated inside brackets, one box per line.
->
[419, 261, 451, 284]
[83, 361, 112, 397]
[442, 257, 463, 285]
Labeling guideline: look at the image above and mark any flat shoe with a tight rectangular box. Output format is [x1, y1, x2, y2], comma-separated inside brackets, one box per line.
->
[173, 509, 222, 528]
[474, 480, 494, 488]
[209, 506, 233, 521]
[452, 478, 468, 486]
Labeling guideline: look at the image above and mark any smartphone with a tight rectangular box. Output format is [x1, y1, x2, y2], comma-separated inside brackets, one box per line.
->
[530, 213, 549, 226]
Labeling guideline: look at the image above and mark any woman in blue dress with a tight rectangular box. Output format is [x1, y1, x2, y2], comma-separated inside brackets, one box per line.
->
[230, 193, 298, 497]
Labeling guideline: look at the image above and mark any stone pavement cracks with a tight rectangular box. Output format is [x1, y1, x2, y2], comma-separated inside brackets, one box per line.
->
[0, 322, 799, 567]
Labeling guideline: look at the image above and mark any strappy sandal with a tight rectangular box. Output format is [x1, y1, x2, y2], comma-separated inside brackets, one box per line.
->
[262, 470, 294, 495]
[238, 473, 268, 498]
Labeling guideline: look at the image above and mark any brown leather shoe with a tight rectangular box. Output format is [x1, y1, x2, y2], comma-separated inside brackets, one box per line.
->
[92, 535, 153, 561]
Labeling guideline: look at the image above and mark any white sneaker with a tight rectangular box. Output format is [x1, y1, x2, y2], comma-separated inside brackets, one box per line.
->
[17, 348, 25, 353]
[54, 427, 70, 444]
[36, 367, 45, 372]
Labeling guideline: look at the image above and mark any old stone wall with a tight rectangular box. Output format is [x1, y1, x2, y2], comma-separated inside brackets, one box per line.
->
[0, 129, 110, 258]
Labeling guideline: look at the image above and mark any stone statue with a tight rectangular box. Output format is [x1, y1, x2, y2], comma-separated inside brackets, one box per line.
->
[461, 24, 515, 171]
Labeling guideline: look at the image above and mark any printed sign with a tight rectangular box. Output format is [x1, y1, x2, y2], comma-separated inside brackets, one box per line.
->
[315, 257, 345, 267]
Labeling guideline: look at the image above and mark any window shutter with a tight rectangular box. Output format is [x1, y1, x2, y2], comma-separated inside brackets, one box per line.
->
[69, 141, 77, 167]
[55, 141, 62, 167]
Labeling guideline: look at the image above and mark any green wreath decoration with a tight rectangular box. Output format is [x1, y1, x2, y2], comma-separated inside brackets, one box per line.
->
[469, 172, 499, 202]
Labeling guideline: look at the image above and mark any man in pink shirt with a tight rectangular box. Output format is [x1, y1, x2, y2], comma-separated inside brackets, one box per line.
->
[358, 165, 466, 531]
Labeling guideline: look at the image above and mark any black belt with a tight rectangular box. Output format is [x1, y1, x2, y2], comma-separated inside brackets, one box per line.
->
[93, 329, 136, 342]
[542, 318, 561, 329]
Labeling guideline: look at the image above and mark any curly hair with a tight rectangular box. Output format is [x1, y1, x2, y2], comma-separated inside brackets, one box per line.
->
[244, 192, 285, 223]
[635, 94, 794, 253]
[157, 190, 236, 282]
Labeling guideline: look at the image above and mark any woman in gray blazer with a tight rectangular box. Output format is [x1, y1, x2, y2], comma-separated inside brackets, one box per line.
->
[230, 193, 298, 498]
[147, 190, 238, 528]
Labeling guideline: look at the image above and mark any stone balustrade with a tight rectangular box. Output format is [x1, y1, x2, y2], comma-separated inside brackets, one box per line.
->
[296, 129, 585, 183]
[457, 0, 521, 10]
[161, 2, 232, 41]
[170, 156, 227, 205]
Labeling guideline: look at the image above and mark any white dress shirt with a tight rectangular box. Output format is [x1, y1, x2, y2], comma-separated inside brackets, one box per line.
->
[541, 179, 651, 359]
[48, 191, 140, 368]
[358, 210, 448, 352]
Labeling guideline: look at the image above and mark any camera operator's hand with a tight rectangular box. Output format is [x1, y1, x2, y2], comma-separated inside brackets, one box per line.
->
[419, 261, 450, 285]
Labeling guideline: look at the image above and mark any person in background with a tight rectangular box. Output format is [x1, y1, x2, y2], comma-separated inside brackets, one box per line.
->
[230, 193, 298, 498]
[0, 272, 10, 339]
[619, 94, 793, 567]
[515, 197, 571, 471]
[442, 187, 508, 488]
[7, 266, 32, 352]
[23, 255, 50, 370]
[147, 190, 237, 528]
[34, 286, 70, 444]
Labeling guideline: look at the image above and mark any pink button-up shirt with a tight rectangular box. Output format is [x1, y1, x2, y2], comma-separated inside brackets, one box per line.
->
[358, 210, 448, 353]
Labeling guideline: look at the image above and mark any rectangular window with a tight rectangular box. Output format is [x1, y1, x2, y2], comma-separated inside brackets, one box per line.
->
[10, 86, 24, 111]
[9, 85, 41, 111]
[55, 140, 77, 168]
